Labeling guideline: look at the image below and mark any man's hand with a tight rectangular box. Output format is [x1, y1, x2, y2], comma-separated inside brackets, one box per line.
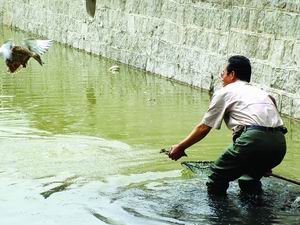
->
[164, 124, 211, 161]
[168, 144, 187, 161]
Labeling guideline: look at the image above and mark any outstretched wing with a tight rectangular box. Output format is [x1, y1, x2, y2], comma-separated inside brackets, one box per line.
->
[0, 40, 14, 60]
[23, 39, 53, 55]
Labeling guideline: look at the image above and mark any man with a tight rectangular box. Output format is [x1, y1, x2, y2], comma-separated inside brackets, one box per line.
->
[169, 55, 287, 195]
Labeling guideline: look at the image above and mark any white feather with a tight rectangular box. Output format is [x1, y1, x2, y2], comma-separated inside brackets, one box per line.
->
[23, 39, 53, 55]
[0, 41, 13, 60]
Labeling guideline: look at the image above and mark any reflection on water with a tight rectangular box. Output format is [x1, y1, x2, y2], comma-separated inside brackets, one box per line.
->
[0, 25, 299, 224]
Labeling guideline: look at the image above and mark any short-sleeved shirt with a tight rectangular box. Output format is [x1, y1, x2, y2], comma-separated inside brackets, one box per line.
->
[201, 80, 283, 132]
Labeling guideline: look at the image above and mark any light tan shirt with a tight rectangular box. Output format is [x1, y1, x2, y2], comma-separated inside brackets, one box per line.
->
[201, 80, 283, 132]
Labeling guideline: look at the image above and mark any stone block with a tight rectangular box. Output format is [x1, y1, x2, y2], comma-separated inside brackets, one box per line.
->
[118, 49, 130, 64]
[201, 73, 215, 91]
[270, 67, 285, 89]
[193, 7, 210, 28]
[161, 1, 185, 24]
[183, 5, 195, 25]
[231, 6, 250, 30]
[190, 69, 202, 87]
[145, 57, 156, 72]
[228, 32, 258, 58]
[277, 12, 298, 38]
[251, 61, 265, 84]
[260, 10, 279, 35]
[288, 70, 300, 94]
[244, 0, 271, 9]
[174, 66, 190, 84]
[210, 9, 224, 30]
[282, 40, 296, 66]
[230, 0, 245, 7]
[269, 39, 285, 65]
[182, 27, 197, 47]
[127, 14, 135, 35]
[292, 97, 300, 119]
[281, 93, 293, 116]
[261, 64, 274, 86]
[154, 60, 176, 78]
[256, 36, 271, 60]
[295, 15, 300, 39]
[269, 68, 300, 94]
[194, 28, 210, 50]
[218, 33, 229, 55]
[128, 52, 148, 69]
[160, 21, 184, 44]
[189, 49, 208, 73]
[292, 41, 300, 68]
[110, 0, 127, 11]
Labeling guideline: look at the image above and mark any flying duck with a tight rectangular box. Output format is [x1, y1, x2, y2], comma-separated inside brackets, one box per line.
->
[0, 39, 53, 73]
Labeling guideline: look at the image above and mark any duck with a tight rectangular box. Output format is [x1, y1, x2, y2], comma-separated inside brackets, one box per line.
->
[0, 39, 53, 73]
[86, 0, 96, 17]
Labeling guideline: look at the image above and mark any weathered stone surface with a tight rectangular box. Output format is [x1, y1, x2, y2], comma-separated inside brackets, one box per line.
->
[0, 0, 299, 119]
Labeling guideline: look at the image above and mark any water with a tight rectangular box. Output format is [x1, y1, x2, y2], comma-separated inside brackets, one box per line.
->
[0, 25, 299, 225]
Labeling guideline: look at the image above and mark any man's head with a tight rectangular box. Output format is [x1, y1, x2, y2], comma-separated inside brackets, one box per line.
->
[221, 55, 251, 86]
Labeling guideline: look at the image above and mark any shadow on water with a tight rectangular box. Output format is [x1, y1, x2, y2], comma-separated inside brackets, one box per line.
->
[40, 175, 79, 199]
[104, 171, 300, 225]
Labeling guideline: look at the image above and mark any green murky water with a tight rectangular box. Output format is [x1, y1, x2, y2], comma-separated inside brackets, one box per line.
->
[0, 25, 299, 225]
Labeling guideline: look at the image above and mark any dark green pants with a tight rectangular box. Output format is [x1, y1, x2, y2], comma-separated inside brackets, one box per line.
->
[206, 127, 286, 195]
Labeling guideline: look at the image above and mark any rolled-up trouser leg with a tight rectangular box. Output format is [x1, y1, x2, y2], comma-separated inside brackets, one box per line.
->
[206, 128, 286, 195]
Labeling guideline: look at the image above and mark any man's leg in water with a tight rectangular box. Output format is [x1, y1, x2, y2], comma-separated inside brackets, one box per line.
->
[206, 143, 247, 195]
[206, 129, 286, 195]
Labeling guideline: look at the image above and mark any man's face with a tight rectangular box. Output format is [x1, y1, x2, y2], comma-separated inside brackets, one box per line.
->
[220, 64, 236, 86]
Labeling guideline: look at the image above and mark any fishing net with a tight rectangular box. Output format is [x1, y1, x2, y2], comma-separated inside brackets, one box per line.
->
[181, 161, 214, 174]
[160, 148, 214, 174]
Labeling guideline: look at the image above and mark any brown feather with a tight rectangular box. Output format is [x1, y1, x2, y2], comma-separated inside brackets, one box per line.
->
[5, 46, 42, 73]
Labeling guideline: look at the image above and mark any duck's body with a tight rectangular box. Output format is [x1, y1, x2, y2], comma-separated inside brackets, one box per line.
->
[0, 39, 52, 73]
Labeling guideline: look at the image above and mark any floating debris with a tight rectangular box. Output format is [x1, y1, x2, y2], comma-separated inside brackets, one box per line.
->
[108, 65, 120, 74]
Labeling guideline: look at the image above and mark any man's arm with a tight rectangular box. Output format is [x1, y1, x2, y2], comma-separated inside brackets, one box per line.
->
[169, 123, 212, 161]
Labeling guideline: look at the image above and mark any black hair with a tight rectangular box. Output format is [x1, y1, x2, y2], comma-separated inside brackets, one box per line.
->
[227, 55, 251, 82]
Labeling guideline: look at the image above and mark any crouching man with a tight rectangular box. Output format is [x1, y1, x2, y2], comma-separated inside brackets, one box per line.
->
[169, 55, 287, 195]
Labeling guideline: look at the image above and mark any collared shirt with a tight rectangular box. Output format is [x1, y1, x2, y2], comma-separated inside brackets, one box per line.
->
[201, 80, 283, 132]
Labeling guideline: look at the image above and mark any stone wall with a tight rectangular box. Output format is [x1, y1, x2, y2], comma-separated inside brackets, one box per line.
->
[1, 0, 300, 119]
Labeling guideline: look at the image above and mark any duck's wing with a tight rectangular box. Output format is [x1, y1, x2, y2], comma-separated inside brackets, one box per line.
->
[0, 40, 14, 60]
[86, 0, 96, 17]
[23, 39, 53, 55]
